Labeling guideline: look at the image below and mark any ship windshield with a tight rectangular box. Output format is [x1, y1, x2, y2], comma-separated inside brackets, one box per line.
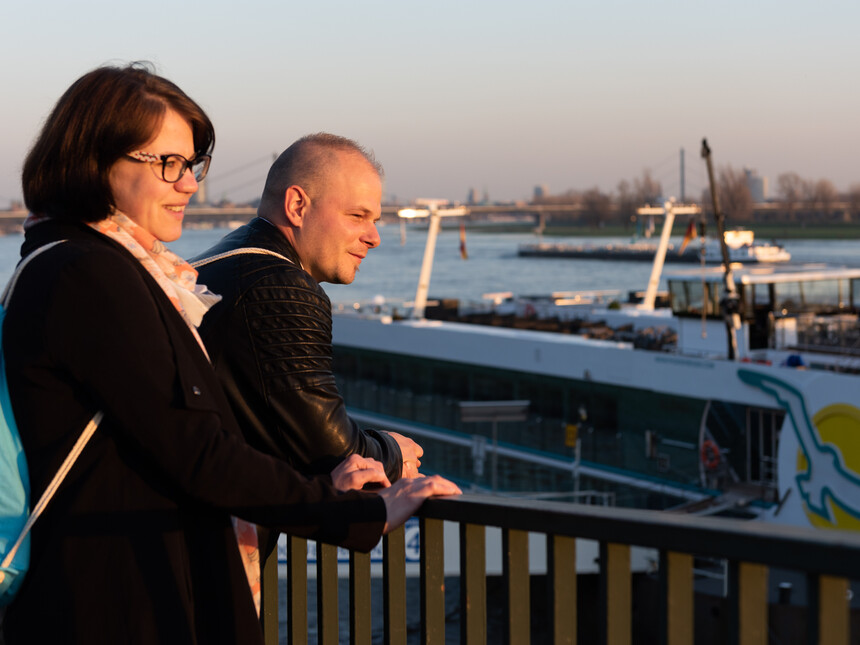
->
[671, 276, 858, 319]
[773, 278, 847, 315]
[668, 279, 720, 317]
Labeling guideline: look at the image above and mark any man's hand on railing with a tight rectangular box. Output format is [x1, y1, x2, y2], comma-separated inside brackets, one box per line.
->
[331, 454, 391, 491]
[387, 431, 424, 479]
[378, 475, 463, 533]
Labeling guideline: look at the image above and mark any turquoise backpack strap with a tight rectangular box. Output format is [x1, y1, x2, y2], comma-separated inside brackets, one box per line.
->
[0, 240, 103, 604]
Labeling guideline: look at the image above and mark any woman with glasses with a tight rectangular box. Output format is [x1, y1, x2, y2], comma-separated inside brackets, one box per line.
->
[2, 63, 459, 645]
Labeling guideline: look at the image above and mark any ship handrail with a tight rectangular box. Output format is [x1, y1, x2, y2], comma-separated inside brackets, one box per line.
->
[349, 408, 719, 503]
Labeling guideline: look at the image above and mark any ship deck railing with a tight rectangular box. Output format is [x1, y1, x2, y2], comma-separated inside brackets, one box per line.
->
[347, 408, 718, 507]
[794, 317, 860, 359]
[260, 494, 860, 645]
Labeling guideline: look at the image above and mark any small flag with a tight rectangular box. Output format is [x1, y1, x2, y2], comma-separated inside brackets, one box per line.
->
[459, 222, 468, 260]
[679, 218, 697, 254]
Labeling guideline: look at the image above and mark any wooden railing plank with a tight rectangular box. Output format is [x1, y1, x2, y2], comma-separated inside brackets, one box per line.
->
[416, 496, 860, 580]
[658, 550, 693, 645]
[420, 517, 446, 644]
[317, 542, 339, 645]
[503, 528, 530, 645]
[260, 544, 279, 645]
[809, 573, 850, 645]
[349, 550, 372, 645]
[287, 536, 308, 645]
[262, 496, 860, 645]
[548, 534, 576, 645]
[383, 526, 408, 645]
[601, 542, 631, 645]
[727, 561, 767, 645]
[739, 563, 767, 645]
[460, 523, 486, 644]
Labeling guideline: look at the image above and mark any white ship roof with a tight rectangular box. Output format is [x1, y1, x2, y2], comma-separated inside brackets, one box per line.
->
[665, 263, 860, 285]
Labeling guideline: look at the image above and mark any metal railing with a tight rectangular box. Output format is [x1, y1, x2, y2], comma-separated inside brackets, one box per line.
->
[262, 494, 860, 645]
[348, 409, 714, 506]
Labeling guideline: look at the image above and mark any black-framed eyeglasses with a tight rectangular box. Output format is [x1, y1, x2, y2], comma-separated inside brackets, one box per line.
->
[125, 150, 211, 183]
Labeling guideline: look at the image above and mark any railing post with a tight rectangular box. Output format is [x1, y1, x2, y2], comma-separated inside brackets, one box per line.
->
[286, 536, 308, 645]
[460, 523, 486, 644]
[349, 550, 372, 645]
[260, 541, 279, 645]
[548, 534, 576, 645]
[727, 561, 767, 645]
[253, 495, 860, 645]
[420, 517, 446, 643]
[503, 528, 530, 644]
[658, 550, 693, 645]
[808, 573, 850, 645]
[383, 526, 408, 645]
[599, 542, 631, 645]
[316, 542, 339, 645]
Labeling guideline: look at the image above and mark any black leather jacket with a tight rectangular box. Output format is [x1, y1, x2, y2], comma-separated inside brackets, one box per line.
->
[192, 218, 403, 482]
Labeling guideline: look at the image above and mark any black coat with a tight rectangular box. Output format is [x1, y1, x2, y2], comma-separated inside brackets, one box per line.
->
[193, 218, 402, 481]
[2, 220, 386, 645]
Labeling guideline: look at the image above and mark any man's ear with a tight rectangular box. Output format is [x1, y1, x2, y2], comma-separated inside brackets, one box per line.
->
[283, 185, 310, 227]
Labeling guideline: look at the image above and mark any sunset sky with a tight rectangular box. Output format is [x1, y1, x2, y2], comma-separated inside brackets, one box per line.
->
[2, 0, 858, 207]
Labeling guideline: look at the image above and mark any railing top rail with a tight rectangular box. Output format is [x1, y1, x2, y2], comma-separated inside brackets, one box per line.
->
[419, 494, 860, 579]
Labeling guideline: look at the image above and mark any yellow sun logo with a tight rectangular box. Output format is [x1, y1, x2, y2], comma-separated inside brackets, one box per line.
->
[798, 404, 860, 530]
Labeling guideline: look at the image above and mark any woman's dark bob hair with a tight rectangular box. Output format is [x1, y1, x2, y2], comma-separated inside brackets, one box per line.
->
[22, 62, 214, 222]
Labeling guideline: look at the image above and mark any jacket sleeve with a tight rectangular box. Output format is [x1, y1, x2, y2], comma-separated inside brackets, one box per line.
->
[9, 244, 385, 550]
[232, 270, 404, 482]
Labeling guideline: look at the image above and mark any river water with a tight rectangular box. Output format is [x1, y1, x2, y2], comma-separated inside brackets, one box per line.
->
[0, 224, 854, 303]
[319, 227, 860, 306]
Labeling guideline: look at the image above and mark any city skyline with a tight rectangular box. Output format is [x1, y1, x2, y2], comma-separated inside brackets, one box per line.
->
[2, 1, 859, 208]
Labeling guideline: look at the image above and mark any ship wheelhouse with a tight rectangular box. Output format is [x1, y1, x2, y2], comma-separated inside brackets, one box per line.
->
[667, 264, 860, 360]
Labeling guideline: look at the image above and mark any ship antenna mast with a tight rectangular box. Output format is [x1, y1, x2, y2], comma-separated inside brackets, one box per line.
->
[398, 201, 469, 319]
[701, 138, 741, 360]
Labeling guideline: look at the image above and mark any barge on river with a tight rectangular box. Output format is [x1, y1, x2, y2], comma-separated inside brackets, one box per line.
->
[518, 229, 791, 264]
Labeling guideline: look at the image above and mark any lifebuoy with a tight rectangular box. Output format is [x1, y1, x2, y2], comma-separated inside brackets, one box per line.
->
[701, 439, 720, 470]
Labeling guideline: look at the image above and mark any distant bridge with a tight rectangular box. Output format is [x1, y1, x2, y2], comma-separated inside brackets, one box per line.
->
[0, 204, 579, 233]
[0, 207, 260, 233]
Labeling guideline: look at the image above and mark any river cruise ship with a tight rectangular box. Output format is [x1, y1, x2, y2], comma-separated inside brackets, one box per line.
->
[330, 260, 860, 534]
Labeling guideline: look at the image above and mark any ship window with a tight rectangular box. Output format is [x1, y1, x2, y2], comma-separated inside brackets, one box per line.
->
[671, 280, 720, 317]
[473, 374, 515, 401]
[358, 353, 393, 385]
[433, 367, 469, 400]
[395, 358, 433, 394]
[519, 380, 563, 418]
[739, 285, 752, 317]
[753, 283, 771, 306]
[774, 279, 843, 315]
[668, 281, 688, 314]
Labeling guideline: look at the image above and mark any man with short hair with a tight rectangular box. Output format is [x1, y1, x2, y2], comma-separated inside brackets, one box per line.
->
[193, 134, 422, 496]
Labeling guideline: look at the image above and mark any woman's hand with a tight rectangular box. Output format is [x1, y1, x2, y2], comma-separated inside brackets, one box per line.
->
[377, 475, 462, 533]
[331, 454, 391, 492]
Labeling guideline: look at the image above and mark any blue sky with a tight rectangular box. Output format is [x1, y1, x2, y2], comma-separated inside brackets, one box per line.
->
[2, 1, 858, 207]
